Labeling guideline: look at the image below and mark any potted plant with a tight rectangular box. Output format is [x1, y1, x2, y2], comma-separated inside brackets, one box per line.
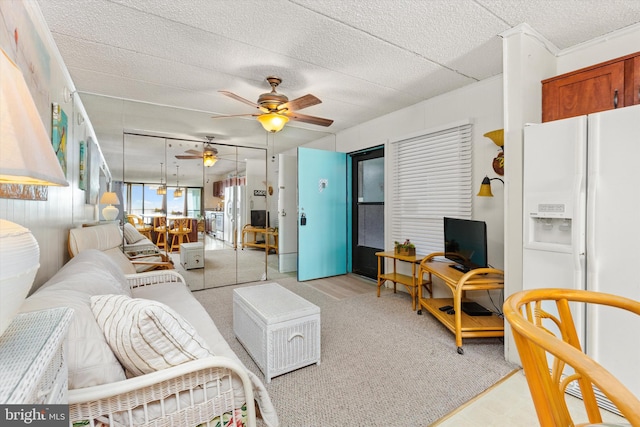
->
[394, 239, 416, 256]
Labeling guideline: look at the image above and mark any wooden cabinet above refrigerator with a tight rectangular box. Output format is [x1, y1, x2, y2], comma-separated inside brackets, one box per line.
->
[542, 51, 640, 122]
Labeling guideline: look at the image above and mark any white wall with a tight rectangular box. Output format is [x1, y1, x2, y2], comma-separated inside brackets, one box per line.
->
[0, 1, 106, 290]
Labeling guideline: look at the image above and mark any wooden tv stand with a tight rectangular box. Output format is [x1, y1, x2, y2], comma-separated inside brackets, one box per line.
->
[241, 225, 278, 254]
[417, 252, 504, 354]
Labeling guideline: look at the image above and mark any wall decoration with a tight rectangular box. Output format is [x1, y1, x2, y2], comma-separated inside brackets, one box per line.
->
[0, 184, 47, 201]
[79, 140, 86, 190]
[51, 102, 67, 176]
[85, 137, 100, 204]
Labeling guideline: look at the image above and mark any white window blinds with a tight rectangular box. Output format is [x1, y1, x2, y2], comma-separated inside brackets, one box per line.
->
[390, 121, 473, 255]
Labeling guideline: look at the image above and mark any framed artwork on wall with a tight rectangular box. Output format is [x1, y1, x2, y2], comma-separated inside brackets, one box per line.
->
[79, 140, 86, 190]
[51, 102, 67, 176]
[85, 137, 100, 204]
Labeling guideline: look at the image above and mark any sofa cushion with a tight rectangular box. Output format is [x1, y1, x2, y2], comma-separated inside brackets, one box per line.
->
[68, 223, 123, 255]
[19, 249, 129, 389]
[123, 222, 146, 244]
[91, 294, 213, 377]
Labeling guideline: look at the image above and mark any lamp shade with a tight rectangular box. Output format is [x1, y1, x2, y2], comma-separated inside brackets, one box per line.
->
[477, 176, 494, 197]
[257, 112, 289, 133]
[483, 129, 504, 148]
[0, 220, 40, 336]
[100, 191, 120, 205]
[0, 48, 68, 186]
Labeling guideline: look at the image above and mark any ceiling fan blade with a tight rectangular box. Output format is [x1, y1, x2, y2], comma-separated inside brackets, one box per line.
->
[286, 111, 334, 127]
[278, 94, 321, 112]
[211, 113, 260, 119]
[175, 155, 202, 159]
[219, 91, 260, 108]
[185, 149, 203, 156]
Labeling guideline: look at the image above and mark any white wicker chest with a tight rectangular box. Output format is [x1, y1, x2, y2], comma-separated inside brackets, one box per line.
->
[233, 283, 321, 383]
[0, 307, 73, 404]
[180, 242, 204, 270]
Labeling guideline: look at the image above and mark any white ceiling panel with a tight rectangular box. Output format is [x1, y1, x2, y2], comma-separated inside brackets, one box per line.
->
[30, 0, 640, 185]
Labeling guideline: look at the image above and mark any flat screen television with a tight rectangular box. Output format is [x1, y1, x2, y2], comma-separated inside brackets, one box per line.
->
[443, 217, 488, 273]
[250, 210, 268, 227]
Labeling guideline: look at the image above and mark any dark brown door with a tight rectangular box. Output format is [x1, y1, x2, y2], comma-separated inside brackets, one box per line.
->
[351, 147, 384, 279]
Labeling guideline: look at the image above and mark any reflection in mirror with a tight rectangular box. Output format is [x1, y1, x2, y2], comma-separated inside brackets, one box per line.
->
[122, 134, 204, 291]
[205, 144, 271, 287]
[121, 132, 281, 290]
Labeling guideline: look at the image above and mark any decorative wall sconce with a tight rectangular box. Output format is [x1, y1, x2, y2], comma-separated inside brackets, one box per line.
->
[484, 129, 504, 176]
[477, 176, 504, 197]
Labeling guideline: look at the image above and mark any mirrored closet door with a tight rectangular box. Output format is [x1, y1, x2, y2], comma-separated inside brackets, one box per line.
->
[122, 132, 270, 291]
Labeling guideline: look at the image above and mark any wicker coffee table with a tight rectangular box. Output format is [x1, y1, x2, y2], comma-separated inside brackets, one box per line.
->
[233, 283, 321, 382]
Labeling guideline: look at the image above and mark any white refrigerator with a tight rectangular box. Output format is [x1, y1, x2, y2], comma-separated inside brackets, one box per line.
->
[224, 185, 245, 248]
[523, 104, 640, 406]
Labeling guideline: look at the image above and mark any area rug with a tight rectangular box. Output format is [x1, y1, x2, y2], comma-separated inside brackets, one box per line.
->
[193, 276, 517, 427]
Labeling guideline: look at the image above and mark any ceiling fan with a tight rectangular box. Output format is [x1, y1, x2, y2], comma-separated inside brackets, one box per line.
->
[175, 136, 219, 167]
[215, 76, 334, 132]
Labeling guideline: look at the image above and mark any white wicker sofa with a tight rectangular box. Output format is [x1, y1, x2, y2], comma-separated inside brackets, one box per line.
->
[18, 249, 278, 427]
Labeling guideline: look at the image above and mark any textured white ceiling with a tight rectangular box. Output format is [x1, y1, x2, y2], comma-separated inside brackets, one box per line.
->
[35, 0, 640, 184]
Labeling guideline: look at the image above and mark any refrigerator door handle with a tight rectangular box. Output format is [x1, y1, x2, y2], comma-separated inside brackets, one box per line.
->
[586, 118, 599, 288]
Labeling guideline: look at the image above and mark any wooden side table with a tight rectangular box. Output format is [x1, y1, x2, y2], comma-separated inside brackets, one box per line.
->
[0, 307, 73, 403]
[375, 251, 429, 311]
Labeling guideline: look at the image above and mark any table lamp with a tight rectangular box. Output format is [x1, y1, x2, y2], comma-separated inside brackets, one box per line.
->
[100, 191, 120, 221]
[0, 48, 68, 336]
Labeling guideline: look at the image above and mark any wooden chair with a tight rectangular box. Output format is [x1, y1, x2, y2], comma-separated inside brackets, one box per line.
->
[127, 214, 153, 240]
[168, 218, 191, 252]
[153, 216, 167, 250]
[503, 288, 640, 426]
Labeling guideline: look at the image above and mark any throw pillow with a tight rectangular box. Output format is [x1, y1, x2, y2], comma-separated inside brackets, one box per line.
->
[123, 222, 146, 244]
[90, 294, 213, 376]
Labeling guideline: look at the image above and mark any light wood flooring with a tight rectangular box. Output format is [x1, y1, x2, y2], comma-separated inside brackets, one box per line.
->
[432, 369, 627, 426]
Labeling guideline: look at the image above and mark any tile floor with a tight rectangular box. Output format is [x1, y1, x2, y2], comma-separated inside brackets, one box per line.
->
[433, 370, 628, 426]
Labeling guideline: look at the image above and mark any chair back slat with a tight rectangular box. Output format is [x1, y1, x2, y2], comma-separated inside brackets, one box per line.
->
[504, 288, 640, 426]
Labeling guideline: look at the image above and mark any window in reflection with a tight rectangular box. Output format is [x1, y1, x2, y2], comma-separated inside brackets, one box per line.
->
[123, 183, 202, 218]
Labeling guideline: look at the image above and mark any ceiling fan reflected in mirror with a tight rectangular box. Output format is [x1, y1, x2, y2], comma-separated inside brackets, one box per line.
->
[175, 136, 218, 167]
[215, 76, 334, 132]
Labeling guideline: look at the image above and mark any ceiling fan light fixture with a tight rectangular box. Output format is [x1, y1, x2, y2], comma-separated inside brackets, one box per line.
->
[257, 112, 289, 133]
[203, 151, 217, 167]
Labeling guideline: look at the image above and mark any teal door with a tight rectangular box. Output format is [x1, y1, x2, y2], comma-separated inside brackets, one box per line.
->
[297, 147, 348, 281]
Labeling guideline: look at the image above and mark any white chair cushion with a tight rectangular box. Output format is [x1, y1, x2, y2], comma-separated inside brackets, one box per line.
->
[123, 222, 146, 244]
[91, 294, 213, 377]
